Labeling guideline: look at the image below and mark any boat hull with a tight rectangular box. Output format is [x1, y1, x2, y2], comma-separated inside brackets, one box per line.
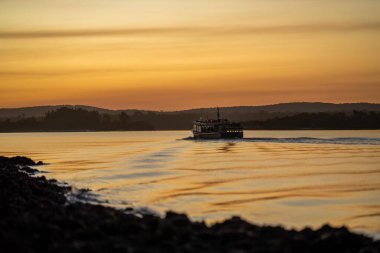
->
[221, 131, 243, 139]
[193, 131, 243, 139]
[193, 132, 221, 139]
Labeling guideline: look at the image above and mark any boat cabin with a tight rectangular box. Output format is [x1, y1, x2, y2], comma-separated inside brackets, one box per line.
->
[192, 108, 243, 139]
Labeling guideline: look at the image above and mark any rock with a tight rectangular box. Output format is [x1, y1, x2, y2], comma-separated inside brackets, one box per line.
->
[165, 211, 191, 227]
[0, 156, 43, 168]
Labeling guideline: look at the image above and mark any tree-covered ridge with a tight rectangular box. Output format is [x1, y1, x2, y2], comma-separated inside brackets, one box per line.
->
[0, 107, 379, 132]
[0, 107, 153, 132]
[242, 111, 380, 130]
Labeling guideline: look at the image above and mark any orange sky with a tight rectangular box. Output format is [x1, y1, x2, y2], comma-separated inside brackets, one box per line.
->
[0, 0, 380, 110]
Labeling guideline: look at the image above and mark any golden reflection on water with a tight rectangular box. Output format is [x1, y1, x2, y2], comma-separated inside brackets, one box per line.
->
[0, 130, 379, 238]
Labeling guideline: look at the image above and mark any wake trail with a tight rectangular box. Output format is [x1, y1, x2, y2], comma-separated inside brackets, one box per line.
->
[181, 137, 380, 145]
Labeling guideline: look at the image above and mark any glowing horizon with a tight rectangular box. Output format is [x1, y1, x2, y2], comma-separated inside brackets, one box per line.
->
[1, 0, 380, 110]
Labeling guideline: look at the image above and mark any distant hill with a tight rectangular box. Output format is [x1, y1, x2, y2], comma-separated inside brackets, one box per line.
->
[0, 105, 115, 119]
[182, 102, 380, 114]
[1, 103, 380, 131]
[1, 102, 380, 122]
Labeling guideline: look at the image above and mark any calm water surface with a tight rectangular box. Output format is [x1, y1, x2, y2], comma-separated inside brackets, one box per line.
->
[1, 130, 379, 238]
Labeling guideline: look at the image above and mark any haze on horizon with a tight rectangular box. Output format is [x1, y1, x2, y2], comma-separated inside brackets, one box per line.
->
[1, 0, 380, 110]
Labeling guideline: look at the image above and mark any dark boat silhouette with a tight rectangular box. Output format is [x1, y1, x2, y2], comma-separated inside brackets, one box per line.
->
[192, 108, 243, 139]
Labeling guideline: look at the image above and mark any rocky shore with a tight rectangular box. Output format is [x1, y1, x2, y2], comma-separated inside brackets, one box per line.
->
[0, 156, 379, 253]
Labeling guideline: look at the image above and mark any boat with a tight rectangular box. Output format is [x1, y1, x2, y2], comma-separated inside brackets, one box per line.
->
[192, 108, 243, 139]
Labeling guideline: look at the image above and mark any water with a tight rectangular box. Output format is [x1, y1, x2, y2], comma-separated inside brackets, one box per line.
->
[1, 130, 379, 238]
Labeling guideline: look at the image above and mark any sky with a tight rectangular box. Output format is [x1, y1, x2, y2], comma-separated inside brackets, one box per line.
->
[0, 0, 379, 110]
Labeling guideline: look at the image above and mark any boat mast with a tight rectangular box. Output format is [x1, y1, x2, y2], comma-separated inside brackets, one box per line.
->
[217, 107, 220, 121]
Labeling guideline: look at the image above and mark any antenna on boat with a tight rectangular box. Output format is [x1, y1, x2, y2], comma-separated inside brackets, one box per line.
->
[217, 107, 220, 121]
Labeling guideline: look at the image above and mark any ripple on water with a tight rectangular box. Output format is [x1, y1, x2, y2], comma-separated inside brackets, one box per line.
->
[0, 130, 379, 237]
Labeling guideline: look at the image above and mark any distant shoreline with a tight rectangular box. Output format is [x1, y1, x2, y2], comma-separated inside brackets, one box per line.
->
[1, 155, 379, 252]
[1, 128, 380, 133]
[1, 108, 379, 132]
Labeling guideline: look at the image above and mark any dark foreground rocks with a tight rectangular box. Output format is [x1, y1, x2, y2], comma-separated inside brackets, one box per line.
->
[0, 156, 379, 253]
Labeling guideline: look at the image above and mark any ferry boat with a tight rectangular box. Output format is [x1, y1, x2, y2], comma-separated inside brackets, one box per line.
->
[192, 108, 243, 139]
